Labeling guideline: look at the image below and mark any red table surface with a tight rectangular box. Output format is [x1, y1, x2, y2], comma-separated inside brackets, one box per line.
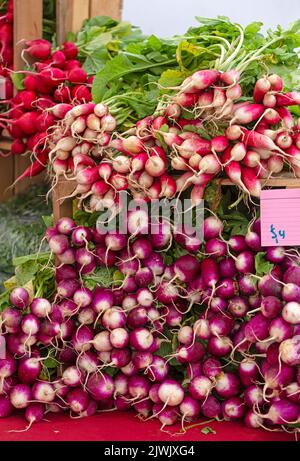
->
[0, 411, 296, 441]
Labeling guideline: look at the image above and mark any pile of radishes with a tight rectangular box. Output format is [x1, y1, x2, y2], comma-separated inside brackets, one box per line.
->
[0, 0, 14, 117]
[0, 212, 299, 433]
[1, 36, 93, 180]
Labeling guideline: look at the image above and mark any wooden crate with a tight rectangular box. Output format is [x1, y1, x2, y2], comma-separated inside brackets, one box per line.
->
[52, 173, 300, 222]
[0, 0, 123, 202]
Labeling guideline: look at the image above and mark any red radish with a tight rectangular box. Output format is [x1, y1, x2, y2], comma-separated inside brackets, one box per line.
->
[268, 155, 284, 174]
[0, 396, 13, 418]
[276, 107, 294, 129]
[220, 70, 240, 85]
[197, 90, 214, 107]
[232, 104, 264, 124]
[158, 379, 184, 406]
[10, 287, 29, 310]
[51, 50, 66, 68]
[185, 70, 220, 92]
[226, 84, 242, 101]
[212, 88, 226, 107]
[241, 129, 279, 152]
[279, 336, 300, 366]
[101, 115, 117, 132]
[145, 156, 166, 177]
[67, 67, 87, 84]
[10, 384, 31, 409]
[222, 397, 245, 420]
[171, 156, 189, 171]
[253, 78, 271, 103]
[222, 156, 248, 193]
[276, 91, 300, 106]
[242, 150, 260, 168]
[63, 42, 78, 59]
[263, 93, 277, 108]
[178, 137, 211, 158]
[86, 373, 114, 401]
[225, 125, 242, 141]
[211, 136, 229, 153]
[26, 39, 51, 60]
[268, 74, 283, 91]
[263, 108, 280, 125]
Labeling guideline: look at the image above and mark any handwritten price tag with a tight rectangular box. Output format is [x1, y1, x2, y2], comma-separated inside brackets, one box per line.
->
[260, 189, 300, 247]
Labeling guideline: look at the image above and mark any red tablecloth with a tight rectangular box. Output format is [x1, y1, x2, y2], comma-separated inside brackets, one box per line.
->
[0, 411, 296, 441]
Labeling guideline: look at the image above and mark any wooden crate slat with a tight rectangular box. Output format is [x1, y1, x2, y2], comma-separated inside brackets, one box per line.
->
[53, 178, 76, 221]
[0, 139, 12, 151]
[56, 0, 90, 45]
[219, 173, 300, 189]
[89, 0, 122, 19]
[0, 155, 14, 202]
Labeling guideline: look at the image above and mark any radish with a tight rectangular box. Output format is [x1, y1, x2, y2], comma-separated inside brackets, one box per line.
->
[205, 239, 227, 258]
[244, 384, 263, 408]
[261, 399, 299, 424]
[26, 39, 51, 60]
[240, 167, 261, 197]
[282, 302, 300, 324]
[203, 216, 224, 239]
[225, 125, 242, 141]
[232, 104, 264, 124]
[130, 328, 154, 351]
[238, 358, 258, 386]
[189, 376, 212, 400]
[279, 336, 300, 366]
[158, 379, 184, 406]
[0, 396, 13, 418]
[9, 287, 29, 310]
[222, 397, 245, 420]
[220, 70, 240, 85]
[215, 373, 240, 398]
[208, 336, 232, 356]
[276, 91, 300, 106]
[179, 396, 200, 421]
[87, 373, 114, 401]
[0, 355, 16, 392]
[1, 307, 22, 331]
[201, 396, 221, 419]
[262, 93, 276, 108]
[244, 410, 263, 428]
[102, 308, 126, 330]
[10, 384, 31, 409]
[253, 78, 271, 103]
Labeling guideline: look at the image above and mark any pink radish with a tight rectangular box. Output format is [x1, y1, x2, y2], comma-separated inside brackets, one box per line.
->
[253, 78, 271, 103]
[232, 104, 264, 124]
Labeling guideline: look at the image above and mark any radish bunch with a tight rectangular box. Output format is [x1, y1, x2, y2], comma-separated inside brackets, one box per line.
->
[44, 70, 300, 208]
[1, 212, 300, 434]
[1, 37, 93, 180]
[45, 102, 119, 203]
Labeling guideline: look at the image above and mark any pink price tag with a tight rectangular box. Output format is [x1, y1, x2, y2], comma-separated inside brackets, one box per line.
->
[260, 188, 300, 247]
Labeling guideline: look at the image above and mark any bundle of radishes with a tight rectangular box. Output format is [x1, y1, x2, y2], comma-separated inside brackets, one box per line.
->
[0, 0, 14, 115]
[0, 211, 299, 434]
[43, 70, 300, 209]
[1, 37, 93, 180]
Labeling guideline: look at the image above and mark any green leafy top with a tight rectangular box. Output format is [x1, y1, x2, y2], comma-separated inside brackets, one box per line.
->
[87, 16, 300, 128]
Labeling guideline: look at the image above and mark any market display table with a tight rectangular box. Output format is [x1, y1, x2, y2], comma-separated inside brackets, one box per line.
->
[0, 411, 295, 441]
